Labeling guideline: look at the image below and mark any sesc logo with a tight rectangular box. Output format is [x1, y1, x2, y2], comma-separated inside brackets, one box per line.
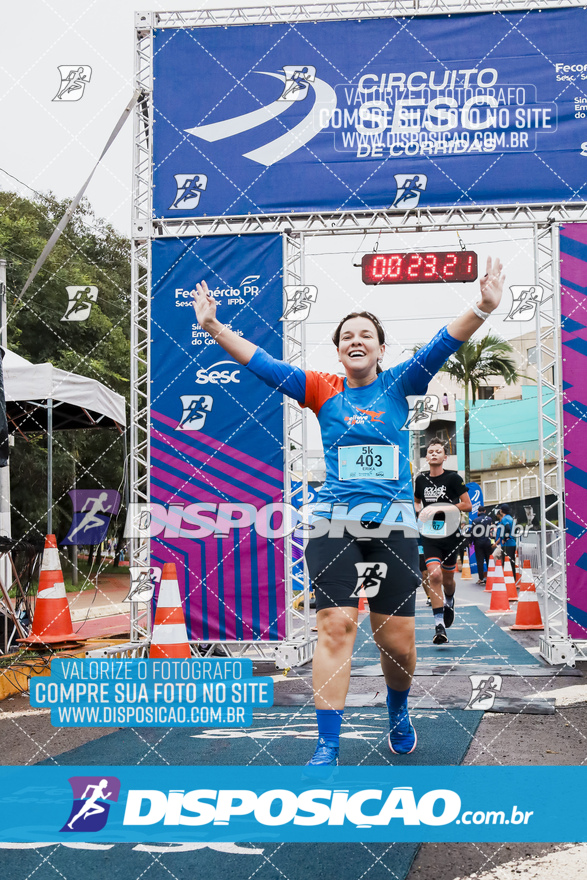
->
[185, 66, 336, 167]
[196, 361, 241, 385]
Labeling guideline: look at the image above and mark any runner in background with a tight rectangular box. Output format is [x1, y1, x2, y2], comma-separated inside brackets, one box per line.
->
[192, 257, 505, 765]
[414, 439, 472, 645]
[418, 540, 432, 605]
[470, 505, 493, 584]
[496, 504, 517, 582]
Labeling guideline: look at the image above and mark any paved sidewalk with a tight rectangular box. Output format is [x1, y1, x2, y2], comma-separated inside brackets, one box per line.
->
[68, 573, 131, 638]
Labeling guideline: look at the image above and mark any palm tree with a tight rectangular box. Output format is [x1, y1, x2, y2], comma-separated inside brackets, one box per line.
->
[439, 334, 520, 481]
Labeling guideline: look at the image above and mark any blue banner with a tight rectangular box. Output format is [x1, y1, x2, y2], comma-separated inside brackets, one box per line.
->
[466, 482, 484, 574]
[467, 483, 484, 518]
[1, 766, 586, 842]
[152, 8, 587, 216]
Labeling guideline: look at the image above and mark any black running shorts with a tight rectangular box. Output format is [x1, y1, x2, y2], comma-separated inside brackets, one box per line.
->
[304, 528, 420, 616]
[421, 533, 468, 571]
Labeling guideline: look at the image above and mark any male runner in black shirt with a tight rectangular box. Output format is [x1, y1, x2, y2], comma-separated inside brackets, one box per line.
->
[414, 438, 472, 644]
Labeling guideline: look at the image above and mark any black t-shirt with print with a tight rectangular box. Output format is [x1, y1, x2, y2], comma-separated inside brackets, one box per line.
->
[414, 470, 468, 508]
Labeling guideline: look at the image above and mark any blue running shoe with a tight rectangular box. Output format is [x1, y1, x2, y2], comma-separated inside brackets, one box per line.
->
[387, 703, 417, 755]
[306, 737, 339, 766]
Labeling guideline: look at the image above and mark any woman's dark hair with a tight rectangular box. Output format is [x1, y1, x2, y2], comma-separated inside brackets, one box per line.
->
[332, 311, 386, 374]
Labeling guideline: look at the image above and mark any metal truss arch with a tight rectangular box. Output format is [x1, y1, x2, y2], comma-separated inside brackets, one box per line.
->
[151, 203, 587, 239]
[131, 3, 584, 666]
[146, 0, 584, 30]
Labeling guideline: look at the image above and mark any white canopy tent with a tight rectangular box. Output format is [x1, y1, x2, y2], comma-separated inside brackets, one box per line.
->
[2, 348, 126, 535]
[4, 349, 126, 431]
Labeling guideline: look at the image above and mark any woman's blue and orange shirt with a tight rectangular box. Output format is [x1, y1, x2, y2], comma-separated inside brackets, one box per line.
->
[247, 325, 462, 521]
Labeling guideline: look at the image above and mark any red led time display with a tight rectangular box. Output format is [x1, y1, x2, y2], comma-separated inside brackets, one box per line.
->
[362, 251, 478, 285]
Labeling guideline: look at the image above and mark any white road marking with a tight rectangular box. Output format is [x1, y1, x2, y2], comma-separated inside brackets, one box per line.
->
[454, 844, 587, 880]
[0, 708, 50, 720]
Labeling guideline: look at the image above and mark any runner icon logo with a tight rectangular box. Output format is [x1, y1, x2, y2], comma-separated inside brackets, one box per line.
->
[61, 490, 121, 546]
[392, 174, 428, 209]
[177, 395, 213, 431]
[61, 285, 98, 322]
[170, 174, 208, 210]
[504, 285, 544, 321]
[403, 395, 439, 431]
[352, 562, 388, 598]
[61, 776, 121, 832]
[280, 285, 319, 322]
[278, 66, 316, 101]
[52, 66, 92, 101]
[466, 674, 503, 711]
[125, 566, 162, 603]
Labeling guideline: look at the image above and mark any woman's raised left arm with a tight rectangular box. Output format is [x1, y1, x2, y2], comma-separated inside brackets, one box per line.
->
[447, 256, 505, 342]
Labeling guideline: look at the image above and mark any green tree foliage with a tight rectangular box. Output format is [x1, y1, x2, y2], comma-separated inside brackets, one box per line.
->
[438, 334, 520, 482]
[0, 191, 130, 542]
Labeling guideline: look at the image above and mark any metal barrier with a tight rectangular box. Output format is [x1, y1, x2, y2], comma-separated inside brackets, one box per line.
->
[519, 530, 564, 595]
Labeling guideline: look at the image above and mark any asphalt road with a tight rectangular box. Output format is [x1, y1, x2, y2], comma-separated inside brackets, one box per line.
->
[0, 571, 585, 879]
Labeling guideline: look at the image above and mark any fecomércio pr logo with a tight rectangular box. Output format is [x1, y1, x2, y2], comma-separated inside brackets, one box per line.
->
[61, 776, 121, 833]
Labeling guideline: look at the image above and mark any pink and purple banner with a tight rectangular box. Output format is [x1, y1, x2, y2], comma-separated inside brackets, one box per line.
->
[560, 223, 587, 639]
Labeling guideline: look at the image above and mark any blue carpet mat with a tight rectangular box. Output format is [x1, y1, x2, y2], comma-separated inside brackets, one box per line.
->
[9, 708, 483, 880]
[0, 840, 419, 880]
[353, 605, 542, 666]
[42, 705, 483, 767]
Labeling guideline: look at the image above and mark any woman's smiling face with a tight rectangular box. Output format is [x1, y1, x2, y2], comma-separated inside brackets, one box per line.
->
[337, 316, 385, 380]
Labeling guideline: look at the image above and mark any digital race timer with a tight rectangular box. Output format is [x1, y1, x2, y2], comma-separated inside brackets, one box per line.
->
[361, 251, 478, 285]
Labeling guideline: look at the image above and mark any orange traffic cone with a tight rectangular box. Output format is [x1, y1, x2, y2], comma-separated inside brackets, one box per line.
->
[489, 557, 504, 594]
[461, 550, 472, 580]
[358, 588, 369, 613]
[19, 535, 78, 646]
[503, 556, 518, 602]
[484, 555, 496, 593]
[149, 562, 191, 658]
[510, 589, 544, 631]
[487, 567, 510, 614]
[518, 561, 537, 593]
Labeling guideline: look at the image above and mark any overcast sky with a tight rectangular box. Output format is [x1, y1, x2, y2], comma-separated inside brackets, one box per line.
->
[0, 0, 539, 365]
[0, 0, 312, 232]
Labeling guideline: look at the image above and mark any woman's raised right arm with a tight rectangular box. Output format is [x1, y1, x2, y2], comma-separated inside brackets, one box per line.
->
[192, 280, 257, 365]
[192, 280, 307, 405]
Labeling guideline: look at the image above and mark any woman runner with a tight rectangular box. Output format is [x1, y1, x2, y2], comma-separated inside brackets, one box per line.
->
[192, 257, 505, 765]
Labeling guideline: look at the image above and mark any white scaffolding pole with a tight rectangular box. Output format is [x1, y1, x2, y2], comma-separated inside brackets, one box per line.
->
[129, 14, 155, 644]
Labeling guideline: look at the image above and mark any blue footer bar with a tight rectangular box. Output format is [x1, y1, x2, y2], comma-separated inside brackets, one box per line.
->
[0, 766, 583, 843]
